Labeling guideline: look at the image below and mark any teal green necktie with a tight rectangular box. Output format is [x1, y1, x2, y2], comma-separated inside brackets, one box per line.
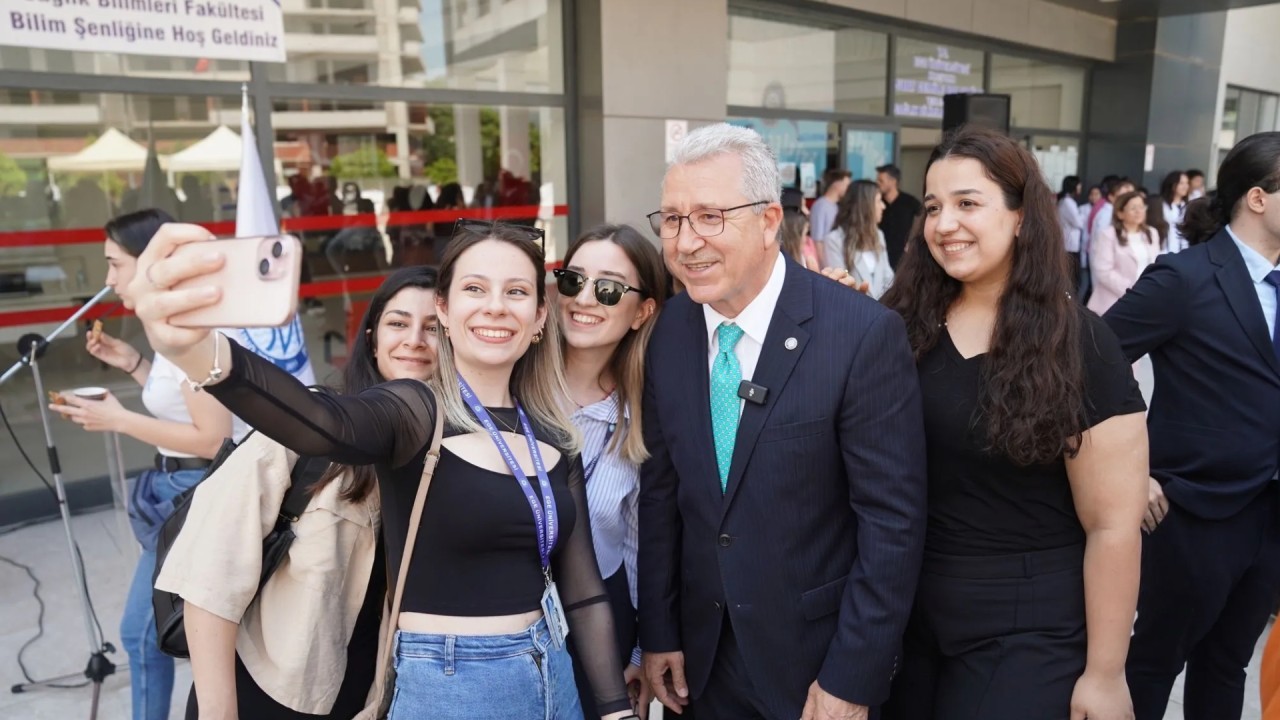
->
[711, 322, 746, 493]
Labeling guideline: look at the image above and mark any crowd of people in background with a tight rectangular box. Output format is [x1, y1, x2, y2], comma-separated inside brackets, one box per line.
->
[56, 121, 1280, 720]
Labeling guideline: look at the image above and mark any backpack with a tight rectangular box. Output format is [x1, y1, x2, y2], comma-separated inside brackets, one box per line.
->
[151, 432, 331, 658]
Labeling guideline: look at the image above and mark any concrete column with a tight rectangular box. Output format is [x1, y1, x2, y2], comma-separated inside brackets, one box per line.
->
[501, 107, 532, 181]
[453, 105, 484, 189]
[574, 0, 729, 231]
[1083, 11, 1227, 189]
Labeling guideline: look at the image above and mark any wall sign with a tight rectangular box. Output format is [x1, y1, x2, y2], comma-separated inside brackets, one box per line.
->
[0, 0, 287, 63]
[893, 39, 984, 120]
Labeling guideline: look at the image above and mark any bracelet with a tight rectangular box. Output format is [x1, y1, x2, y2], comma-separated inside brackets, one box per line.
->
[126, 354, 144, 374]
[185, 333, 225, 392]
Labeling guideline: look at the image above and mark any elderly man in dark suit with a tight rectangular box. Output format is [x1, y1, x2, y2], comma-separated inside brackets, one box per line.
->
[638, 123, 928, 720]
[1105, 132, 1280, 720]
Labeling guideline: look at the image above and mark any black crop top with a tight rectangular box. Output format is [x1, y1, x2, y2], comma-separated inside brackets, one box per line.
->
[207, 340, 630, 715]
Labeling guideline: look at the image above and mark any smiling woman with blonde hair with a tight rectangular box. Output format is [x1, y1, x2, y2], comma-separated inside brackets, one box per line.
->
[125, 220, 638, 720]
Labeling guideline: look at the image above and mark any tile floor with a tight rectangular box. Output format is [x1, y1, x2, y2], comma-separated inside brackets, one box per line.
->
[0, 508, 1267, 720]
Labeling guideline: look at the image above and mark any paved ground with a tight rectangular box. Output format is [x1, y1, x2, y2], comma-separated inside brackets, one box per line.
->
[0, 508, 1267, 719]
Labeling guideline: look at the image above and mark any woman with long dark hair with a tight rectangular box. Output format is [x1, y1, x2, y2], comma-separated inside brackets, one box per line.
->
[160, 266, 440, 720]
[556, 223, 668, 716]
[880, 127, 1148, 720]
[1158, 171, 1190, 252]
[126, 221, 636, 720]
[49, 208, 235, 720]
[1058, 175, 1085, 288]
[822, 179, 894, 298]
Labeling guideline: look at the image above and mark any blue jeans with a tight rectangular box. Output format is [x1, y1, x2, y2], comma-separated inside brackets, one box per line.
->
[121, 467, 203, 720]
[388, 618, 584, 720]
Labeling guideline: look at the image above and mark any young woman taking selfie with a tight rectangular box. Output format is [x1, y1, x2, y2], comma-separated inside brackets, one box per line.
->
[156, 266, 441, 720]
[128, 220, 637, 720]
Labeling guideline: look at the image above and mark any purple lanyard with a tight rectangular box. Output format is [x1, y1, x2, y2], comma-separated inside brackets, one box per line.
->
[582, 421, 616, 484]
[457, 374, 558, 571]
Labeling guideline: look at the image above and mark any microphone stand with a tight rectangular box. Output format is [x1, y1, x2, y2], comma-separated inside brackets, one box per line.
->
[2, 286, 119, 719]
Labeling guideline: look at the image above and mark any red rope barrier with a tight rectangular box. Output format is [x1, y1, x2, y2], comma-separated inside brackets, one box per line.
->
[0, 205, 568, 248]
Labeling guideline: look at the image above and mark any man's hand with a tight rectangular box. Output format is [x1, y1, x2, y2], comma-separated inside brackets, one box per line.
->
[1143, 477, 1169, 533]
[800, 681, 869, 720]
[624, 663, 653, 719]
[642, 650, 689, 715]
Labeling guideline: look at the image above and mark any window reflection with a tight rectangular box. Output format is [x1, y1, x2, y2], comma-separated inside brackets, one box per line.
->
[728, 11, 887, 114]
[989, 55, 1086, 131]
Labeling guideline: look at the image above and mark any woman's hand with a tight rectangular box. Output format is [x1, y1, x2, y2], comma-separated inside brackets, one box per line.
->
[1070, 669, 1134, 720]
[126, 223, 225, 360]
[624, 662, 653, 719]
[87, 329, 141, 373]
[49, 391, 132, 433]
[819, 267, 870, 294]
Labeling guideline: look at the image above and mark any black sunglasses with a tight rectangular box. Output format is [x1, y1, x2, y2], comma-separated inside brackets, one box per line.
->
[452, 219, 545, 248]
[553, 268, 646, 306]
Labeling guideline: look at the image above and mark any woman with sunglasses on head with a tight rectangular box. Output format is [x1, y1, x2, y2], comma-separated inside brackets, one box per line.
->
[156, 266, 439, 720]
[127, 220, 636, 720]
[554, 224, 668, 718]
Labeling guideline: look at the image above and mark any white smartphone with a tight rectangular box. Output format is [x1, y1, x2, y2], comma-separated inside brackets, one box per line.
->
[169, 235, 302, 328]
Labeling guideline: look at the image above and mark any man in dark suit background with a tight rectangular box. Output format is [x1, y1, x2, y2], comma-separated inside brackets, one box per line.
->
[1103, 131, 1280, 720]
[638, 123, 927, 720]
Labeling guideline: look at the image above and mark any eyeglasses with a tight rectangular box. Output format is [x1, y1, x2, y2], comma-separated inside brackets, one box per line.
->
[452, 219, 546, 248]
[553, 268, 646, 306]
[646, 201, 769, 239]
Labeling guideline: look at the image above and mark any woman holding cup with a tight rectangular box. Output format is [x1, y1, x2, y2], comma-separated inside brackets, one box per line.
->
[49, 208, 236, 720]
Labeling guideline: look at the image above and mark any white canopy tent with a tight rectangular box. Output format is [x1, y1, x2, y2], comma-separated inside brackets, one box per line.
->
[46, 128, 151, 172]
[166, 125, 284, 178]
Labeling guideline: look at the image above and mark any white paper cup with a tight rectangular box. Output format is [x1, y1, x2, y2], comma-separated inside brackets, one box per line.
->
[72, 387, 108, 401]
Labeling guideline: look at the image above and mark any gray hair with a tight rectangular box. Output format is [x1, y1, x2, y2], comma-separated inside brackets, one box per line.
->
[667, 123, 781, 211]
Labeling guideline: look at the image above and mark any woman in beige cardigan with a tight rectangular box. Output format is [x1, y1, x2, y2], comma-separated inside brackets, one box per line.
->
[1086, 191, 1160, 316]
[157, 267, 439, 720]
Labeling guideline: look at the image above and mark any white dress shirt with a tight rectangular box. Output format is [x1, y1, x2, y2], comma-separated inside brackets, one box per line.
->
[703, 252, 788, 390]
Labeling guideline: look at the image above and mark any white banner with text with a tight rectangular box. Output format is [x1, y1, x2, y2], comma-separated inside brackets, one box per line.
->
[0, 0, 286, 63]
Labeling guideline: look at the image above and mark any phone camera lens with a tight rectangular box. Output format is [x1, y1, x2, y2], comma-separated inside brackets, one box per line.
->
[259, 259, 270, 276]
[271, 241, 283, 258]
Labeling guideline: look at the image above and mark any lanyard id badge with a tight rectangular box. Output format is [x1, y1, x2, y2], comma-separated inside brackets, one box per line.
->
[457, 375, 569, 648]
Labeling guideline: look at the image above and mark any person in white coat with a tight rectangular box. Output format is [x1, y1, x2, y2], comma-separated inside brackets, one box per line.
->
[1058, 175, 1085, 289]
[822, 179, 894, 299]
[1158, 171, 1190, 253]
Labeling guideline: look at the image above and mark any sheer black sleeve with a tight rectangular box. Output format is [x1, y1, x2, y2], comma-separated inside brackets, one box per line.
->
[206, 339, 436, 468]
[556, 454, 631, 716]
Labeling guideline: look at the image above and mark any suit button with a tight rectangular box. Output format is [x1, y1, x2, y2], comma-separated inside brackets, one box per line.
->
[718, 534, 732, 547]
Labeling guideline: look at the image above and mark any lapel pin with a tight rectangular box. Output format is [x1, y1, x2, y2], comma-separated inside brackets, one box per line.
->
[784, 337, 798, 350]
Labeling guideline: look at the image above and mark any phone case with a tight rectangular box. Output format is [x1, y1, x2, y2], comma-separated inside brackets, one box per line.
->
[170, 235, 302, 329]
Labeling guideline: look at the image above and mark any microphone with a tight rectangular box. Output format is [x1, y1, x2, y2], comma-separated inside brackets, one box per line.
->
[738, 380, 768, 405]
[0, 286, 114, 386]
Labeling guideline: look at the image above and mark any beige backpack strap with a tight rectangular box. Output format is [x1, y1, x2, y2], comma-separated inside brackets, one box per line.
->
[369, 389, 445, 717]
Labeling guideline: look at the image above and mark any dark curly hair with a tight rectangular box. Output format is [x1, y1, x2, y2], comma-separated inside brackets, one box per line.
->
[881, 127, 1085, 466]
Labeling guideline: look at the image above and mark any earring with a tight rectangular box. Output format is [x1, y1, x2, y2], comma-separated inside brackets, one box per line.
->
[531, 330, 544, 345]
[441, 325, 450, 337]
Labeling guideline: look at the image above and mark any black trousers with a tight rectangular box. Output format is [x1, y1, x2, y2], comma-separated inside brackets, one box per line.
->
[1127, 486, 1280, 720]
[883, 545, 1087, 720]
[691, 618, 772, 720]
[571, 565, 638, 718]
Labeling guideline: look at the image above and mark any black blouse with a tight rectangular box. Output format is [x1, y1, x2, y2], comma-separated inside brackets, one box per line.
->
[918, 310, 1147, 556]
[207, 340, 630, 714]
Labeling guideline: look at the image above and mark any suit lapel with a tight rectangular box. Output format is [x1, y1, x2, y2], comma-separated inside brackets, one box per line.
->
[1210, 232, 1280, 378]
[720, 261, 814, 517]
[682, 299, 722, 508]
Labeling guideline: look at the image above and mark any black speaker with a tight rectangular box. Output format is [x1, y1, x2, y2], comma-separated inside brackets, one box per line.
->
[942, 93, 1011, 134]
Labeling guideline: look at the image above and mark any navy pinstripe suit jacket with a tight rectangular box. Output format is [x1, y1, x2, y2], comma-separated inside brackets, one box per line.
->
[638, 256, 928, 717]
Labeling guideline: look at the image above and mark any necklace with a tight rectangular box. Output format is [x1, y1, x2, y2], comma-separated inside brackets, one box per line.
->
[490, 409, 518, 433]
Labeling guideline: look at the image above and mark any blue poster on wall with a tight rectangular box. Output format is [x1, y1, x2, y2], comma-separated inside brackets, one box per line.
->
[728, 117, 829, 189]
[845, 129, 895, 181]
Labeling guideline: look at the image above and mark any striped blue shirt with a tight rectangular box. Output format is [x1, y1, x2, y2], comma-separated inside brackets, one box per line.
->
[571, 391, 642, 666]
